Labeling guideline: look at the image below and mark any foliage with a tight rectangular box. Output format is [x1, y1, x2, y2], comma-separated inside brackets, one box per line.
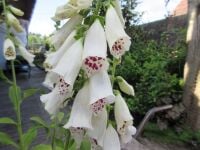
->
[143, 122, 200, 147]
[116, 26, 187, 125]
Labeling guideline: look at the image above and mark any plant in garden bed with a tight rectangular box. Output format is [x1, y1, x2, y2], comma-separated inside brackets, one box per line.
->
[0, 0, 38, 150]
[117, 26, 187, 128]
[0, 0, 138, 150]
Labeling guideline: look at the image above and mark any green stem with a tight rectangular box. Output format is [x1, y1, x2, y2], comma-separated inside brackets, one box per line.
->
[64, 130, 70, 150]
[51, 117, 57, 150]
[11, 61, 25, 150]
[4, 0, 24, 149]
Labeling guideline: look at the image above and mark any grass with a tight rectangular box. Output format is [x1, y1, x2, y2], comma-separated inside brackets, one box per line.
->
[143, 122, 200, 145]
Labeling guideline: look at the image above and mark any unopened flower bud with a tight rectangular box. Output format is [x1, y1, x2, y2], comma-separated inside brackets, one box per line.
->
[9, 5, 24, 16]
[7, 12, 23, 32]
[117, 76, 135, 96]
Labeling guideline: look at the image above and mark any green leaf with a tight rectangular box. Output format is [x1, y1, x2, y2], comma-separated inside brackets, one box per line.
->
[30, 116, 48, 128]
[80, 139, 91, 150]
[32, 144, 51, 150]
[0, 69, 12, 84]
[23, 88, 39, 100]
[32, 144, 63, 150]
[68, 142, 76, 150]
[55, 138, 64, 149]
[23, 127, 38, 150]
[57, 112, 64, 123]
[0, 132, 18, 148]
[9, 85, 22, 109]
[0, 117, 17, 125]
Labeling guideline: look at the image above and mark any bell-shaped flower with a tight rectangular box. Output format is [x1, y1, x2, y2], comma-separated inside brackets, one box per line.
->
[9, 5, 24, 16]
[77, 0, 93, 9]
[50, 15, 82, 49]
[117, 76, 135, 96]
[103, 124, 120, 150]
[52, 0, 92, 21]
[52, 3, 78, 21]
[51, 39, 83, 90]
[40, 76, 72, 115]
[18, 45, 35, 66]
[82, 19, 108, 77]
[3, 38, 16, 60]
[113, 0, 125, 27]
[64, 83, 93, 147]
[43, 72, 58, 90]
[44, 30, 76, 71]
[114, 94, 136, 144]
[105, 6, 131, 58]
[87, 109, 107, 149]
[89, 71, 115, 115]
[7, 12, 23, 32]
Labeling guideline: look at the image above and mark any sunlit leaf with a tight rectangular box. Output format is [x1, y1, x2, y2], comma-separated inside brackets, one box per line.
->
[0, 117, 17, 125]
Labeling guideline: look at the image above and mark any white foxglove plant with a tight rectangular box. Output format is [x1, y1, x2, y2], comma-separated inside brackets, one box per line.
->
[0, 1, 39, 150]
[105, 5, 131, 58]
[40, 0, 137, 149]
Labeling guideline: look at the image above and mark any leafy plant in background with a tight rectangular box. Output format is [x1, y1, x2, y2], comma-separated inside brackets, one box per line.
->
[117, 24, 187, 127]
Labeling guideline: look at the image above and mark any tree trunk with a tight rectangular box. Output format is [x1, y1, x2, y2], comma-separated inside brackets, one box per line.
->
[183, 0, 200, 130]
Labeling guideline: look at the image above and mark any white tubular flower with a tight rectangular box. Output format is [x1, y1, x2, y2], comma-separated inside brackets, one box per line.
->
[117, 76, 135, 96]
[18, 46, 35, 67]
[87, 109, 107, 149]
[103, 124, 120, 150]
[40, 76, 72, 115]
[77, 0, 93, 9]
[114, 94, 136, 144]
[44, 30, 76, 71]
[51, 39, 83, 90]
[82, 19, 108, 77]
[3, 38, 16, 60]
[105, 6, 131, 58]
[52, 0, 92, 21]
[52, 3, 78, 21]
[113, 0, 125, 27]
[7, 12, 23, 32]
[9, 5, 24, 16]
[43, 72, 58, 90]
[50, 15, 82, 49]
[64, 83, 93, 148]
[89, 71, 115, 115]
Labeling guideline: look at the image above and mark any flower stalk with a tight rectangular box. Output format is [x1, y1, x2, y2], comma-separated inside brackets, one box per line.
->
[11, 60, 25, 150]
[2, 0, 25, 149]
